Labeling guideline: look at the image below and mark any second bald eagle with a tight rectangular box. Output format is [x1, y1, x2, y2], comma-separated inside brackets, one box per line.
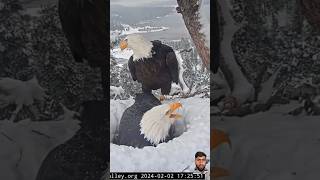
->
[120, 34, 180, 96]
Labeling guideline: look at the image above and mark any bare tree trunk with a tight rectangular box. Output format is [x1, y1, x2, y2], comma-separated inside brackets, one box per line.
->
[177, 0, 210, 69]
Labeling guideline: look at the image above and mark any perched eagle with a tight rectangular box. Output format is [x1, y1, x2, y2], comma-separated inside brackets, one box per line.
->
[58, 0, 108, 97]
[119, 34, 180, 98]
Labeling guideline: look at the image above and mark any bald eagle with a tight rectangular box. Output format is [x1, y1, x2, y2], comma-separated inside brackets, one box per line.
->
[58, 0, 108, 98]
[119, 34, 180, 97]
[115, 93, 161, 148]
[114, 93, 184, 148]
[140, 102, 183, 145]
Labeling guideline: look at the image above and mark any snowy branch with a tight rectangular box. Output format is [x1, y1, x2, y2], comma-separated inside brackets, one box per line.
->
[218, 0, 255, 105]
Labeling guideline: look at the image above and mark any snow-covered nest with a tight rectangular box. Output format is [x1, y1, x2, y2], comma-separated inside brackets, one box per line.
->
[0, 118, 80, 180]
[110, 98, 135, 141]
[110, 97, 210, 172]
[214, 102, 320, 180]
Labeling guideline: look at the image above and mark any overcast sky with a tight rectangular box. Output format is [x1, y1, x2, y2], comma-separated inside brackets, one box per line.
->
[110, 0, 177, 7]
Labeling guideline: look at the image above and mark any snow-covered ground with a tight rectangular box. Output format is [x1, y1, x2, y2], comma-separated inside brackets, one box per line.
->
[110, 96, 210, 172]
[0, 118, 80, 180]
[213, 102, 320, 180]
[0, 76, 80, 180]
[110, 98, 135, 141]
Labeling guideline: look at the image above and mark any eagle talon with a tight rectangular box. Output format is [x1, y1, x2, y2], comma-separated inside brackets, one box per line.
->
[159, 95, 165, 102]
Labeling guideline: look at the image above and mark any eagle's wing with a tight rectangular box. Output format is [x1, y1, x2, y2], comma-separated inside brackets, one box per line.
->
[128, 56, 137, 81]
[165, 52, 179, 84]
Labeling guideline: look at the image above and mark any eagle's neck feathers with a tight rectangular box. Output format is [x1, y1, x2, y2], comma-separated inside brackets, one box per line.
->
[140, 104, 174, 145]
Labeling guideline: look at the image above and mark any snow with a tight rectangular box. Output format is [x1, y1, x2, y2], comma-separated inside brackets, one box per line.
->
[218, 0, 255, 104]
[110, 86, 125, 99]
[0, 77, 46, 121]
[0, 77, 46, 107]
[169, 83, 183, 95]
[0, 77, 79, 180]
[213, 102, 320, 180]
[0, 117, 80, 180]
[110, 97, 210, 172]
[257, 67, 281, 104]
[110, 47, 133, 60]
[56, 103, 79, 121]
[211, 70, 231, 100]
[110, 99, 135, 142]
[175, 50, 190, 94]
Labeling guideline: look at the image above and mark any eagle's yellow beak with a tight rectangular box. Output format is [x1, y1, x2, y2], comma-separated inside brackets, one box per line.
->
[119, 40, 128, 50]
[166, 102, 182, 120]
[169, 102, 182, 111]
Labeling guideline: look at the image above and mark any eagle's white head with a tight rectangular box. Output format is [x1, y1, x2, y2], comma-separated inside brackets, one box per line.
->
[140, 102, 183, 145]
[119, 34, 153, 61]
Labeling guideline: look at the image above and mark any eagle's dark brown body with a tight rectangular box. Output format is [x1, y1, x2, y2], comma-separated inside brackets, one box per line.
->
[301, 0, 320, 31]
[128, 41, 179, 95]
[58, 0, 108, 98]
[58, 0, 108, 67]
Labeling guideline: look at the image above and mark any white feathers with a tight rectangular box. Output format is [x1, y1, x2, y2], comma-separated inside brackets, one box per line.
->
[140, 104, 175, 145]
[126, 34, 153, 61]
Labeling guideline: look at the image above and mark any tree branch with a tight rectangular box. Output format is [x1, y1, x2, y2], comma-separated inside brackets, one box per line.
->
[177, 0, 210, 69]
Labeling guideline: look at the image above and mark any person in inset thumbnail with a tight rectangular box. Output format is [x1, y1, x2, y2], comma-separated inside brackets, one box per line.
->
[193, 151, 209, 180]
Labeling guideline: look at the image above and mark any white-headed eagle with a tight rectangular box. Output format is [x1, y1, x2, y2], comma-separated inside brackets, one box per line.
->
[140, 102, 183, 145]
[119, 34, 180, 98]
